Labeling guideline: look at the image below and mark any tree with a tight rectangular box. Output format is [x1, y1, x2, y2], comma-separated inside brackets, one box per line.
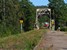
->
[0, 0, 22, 36]
[48, 0, 66, 30]
[19, 0, 35, 31]
[0, 0, 35, 37]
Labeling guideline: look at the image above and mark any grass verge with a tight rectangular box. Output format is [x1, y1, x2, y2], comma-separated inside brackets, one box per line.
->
[0, 29, 46, 50]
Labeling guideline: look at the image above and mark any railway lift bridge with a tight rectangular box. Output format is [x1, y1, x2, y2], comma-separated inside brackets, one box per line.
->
[35, 8, 55, 30]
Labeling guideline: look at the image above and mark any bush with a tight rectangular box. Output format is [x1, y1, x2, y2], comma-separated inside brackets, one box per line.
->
[60, 27, 67, 31]
[0, 23, 20, 37]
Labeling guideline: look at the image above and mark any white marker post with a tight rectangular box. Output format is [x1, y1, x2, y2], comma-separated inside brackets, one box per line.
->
[20, 20, 23, 33]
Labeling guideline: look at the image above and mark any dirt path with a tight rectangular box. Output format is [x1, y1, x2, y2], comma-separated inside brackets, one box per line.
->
[33, 31, 67, 50]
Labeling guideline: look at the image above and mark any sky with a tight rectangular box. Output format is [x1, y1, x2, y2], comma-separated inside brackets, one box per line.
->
[29, 0, 67, 6]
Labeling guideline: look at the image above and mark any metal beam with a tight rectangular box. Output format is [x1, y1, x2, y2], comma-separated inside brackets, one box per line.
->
[36, 8, 52, 30]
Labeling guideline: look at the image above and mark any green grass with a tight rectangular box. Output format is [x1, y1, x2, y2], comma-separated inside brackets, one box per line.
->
[0, 29, 46, 50]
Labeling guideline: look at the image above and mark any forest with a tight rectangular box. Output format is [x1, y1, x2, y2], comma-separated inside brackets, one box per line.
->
[0, 0, 67, 37]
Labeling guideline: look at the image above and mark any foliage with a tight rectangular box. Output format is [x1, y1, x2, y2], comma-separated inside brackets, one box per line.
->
[60, 27, 67, 31]
[48, 0, 67, 30]
[19, 0, 36, 31]
[0, 0, 35, 36]
[38, 15, 50, 27]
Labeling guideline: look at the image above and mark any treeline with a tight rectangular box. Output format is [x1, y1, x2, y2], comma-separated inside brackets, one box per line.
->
[0, 0, 67, 37]
[0, 0, 35, 37]
[35, 0, 67, 31]
[48, 0, 67, 30]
